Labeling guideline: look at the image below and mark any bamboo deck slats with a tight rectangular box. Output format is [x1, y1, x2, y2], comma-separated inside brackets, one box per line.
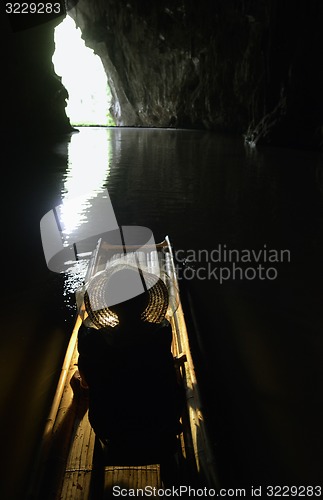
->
[104, 465, 161, 498]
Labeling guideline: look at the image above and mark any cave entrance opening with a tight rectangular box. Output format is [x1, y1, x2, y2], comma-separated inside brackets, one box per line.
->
[52, 15, 115, 127]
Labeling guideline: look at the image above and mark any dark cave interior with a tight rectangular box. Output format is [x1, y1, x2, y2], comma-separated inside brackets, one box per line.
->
[2, 0, 322, 149]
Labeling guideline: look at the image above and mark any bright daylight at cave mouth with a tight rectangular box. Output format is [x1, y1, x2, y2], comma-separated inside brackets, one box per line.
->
[52, 15, 114, 126]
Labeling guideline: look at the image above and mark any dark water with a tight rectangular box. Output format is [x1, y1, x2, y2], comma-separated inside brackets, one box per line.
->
[2, 127, 323, 498]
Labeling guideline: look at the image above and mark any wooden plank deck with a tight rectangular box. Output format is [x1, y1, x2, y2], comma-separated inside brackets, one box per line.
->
[104, 465, 161, 498]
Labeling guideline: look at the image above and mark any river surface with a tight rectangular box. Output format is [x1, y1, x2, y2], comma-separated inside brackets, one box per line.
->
[2, 127, 323, 498]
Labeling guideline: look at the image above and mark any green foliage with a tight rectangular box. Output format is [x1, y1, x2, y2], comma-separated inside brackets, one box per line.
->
[106, 114, 116, 126]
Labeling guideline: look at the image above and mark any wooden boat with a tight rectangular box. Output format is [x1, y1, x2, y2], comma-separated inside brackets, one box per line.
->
[31, 236, 219, 499]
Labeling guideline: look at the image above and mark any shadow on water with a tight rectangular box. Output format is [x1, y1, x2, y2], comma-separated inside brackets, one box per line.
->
[1, 127, 323, 498]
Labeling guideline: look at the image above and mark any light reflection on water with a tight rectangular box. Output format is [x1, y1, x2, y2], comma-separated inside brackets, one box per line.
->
[63, 127, 112, 199]
[60, 127, 323, 307]
[61, 127, 114, 243]
[62, 259, 89, 310]
[60, 127, 114, 298]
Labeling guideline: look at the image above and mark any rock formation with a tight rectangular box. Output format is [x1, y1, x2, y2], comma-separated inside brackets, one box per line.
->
[2, 0, 322, 149]
[2, 7, 73, 141]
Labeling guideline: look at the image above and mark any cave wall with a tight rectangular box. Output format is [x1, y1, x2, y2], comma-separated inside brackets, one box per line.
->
[2, 1, 322, 149]
[1, 9, 72, 142]
[68, 0, 322, 149]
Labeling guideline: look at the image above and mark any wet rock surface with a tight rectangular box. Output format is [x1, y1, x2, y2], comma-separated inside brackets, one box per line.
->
[1, 1, 322, 148]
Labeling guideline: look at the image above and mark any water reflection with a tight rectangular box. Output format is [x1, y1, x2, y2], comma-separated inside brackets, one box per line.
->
[61, 127, 112, 228]
[60, 127, 115, 298]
